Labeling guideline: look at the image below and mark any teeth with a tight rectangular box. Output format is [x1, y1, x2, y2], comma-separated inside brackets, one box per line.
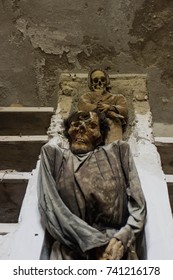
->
[76, 138, 85, 143]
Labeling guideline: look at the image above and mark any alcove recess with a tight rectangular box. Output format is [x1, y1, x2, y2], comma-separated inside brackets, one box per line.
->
[155, 137, 173, 214]
[0, 107, 54, 227]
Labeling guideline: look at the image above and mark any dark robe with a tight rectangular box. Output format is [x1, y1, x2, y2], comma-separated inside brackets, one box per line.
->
[38, 141, 146, 259]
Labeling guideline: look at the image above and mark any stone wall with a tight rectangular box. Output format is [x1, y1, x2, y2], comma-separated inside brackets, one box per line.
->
[0, 0, 173, 135]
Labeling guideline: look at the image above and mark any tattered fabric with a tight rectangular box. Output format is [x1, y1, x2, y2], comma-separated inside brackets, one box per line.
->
[38, 141, 146, 259]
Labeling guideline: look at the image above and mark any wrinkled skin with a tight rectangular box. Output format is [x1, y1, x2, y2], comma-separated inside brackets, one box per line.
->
[96, 238, 124, 260]
[97, 101, 111, 113]
[68, 112, 102, 154]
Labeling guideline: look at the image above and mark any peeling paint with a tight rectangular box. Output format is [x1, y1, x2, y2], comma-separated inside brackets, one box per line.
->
[0, 0, 173, 127]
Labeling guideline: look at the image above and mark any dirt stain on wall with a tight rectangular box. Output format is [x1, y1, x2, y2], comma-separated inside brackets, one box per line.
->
[130, 0, 173, 88]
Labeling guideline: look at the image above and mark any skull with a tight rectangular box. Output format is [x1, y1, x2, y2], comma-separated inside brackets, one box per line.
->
[91, 70, 107, 91]
[68, 112, 102, 154]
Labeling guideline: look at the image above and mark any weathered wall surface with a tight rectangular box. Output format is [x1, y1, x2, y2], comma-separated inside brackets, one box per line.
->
[0, 0, 173, 134]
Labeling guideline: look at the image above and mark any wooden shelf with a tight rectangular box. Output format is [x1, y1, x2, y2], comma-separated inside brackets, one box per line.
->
[0, 171, 32, 182]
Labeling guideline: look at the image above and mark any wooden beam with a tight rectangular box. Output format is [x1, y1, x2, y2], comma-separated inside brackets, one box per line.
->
[0, 107, 54, 113]
[166, 175, 173, 183]
[0, 172, 32, 182]
[60, 73, 147, 79]
[155, 137, 173, 146]
[0, 135, 48, 142]
[0, 223, 19, 234]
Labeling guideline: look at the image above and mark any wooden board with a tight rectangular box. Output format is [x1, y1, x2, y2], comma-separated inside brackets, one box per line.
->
[0, 135, 48, 142]
[0, 171, 32, 183]
[0, 224, 19, 234]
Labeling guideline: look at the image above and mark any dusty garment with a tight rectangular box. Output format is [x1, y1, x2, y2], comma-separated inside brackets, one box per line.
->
[78, 91, 128, 142]
[38, 141, 146, 259]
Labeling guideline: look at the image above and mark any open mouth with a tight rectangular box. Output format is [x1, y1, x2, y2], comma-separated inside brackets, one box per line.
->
[75, 138, 86, 143]
[94, 85, 104, 90]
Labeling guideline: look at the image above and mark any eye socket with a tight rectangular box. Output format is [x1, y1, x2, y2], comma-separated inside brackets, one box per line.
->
[88, 123, 97, 129]
[71, 121, 80, 128]
[70, 120, 97, 130]
[92, 77, 106, 83]
[101, 77, 106, 82]
[93, 77, 98, 83]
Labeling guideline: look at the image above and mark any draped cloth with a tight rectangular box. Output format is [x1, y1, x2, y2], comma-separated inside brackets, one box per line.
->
[38, 141, 146, 259]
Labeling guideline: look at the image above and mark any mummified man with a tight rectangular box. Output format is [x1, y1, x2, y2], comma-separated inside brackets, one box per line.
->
[38, 110, 146, 260]
[78, 69, 128, 143]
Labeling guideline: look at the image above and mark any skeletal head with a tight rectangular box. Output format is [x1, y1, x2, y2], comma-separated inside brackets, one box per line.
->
[88, 69, 111, 92]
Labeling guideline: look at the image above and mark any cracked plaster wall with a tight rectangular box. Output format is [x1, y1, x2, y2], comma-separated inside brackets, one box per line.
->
[0, 0, 173, 135]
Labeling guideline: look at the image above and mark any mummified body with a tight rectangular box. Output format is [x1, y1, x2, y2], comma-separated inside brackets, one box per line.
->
[78, 69, 128, 142]
[38, 111, 146, 259]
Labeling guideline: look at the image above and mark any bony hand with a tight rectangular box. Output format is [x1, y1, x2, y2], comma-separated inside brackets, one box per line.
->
[97, 102, 110, 112]
[98, 238, 124, 260]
